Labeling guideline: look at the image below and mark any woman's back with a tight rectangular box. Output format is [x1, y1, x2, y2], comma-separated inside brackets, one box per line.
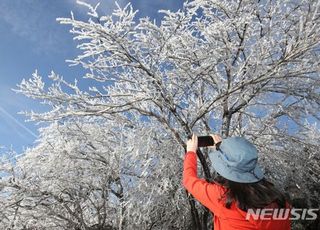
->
[183, 135, 291, 229]
[183, 151, 291, 230]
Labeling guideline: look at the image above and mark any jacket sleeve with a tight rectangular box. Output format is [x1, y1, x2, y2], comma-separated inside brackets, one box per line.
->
[183, 151, 224, 215]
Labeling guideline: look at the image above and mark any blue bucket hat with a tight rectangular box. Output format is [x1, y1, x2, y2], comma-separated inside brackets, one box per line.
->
[209, 137, 264, 183]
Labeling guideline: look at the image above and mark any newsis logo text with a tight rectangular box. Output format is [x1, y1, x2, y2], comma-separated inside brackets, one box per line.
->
[246, 208, 319, 221]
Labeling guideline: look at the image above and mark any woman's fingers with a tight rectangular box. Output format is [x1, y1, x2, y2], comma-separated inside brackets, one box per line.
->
[193, 134, 198, 146]
[209, 134, 222, 149]
[211, 134, 222, 144]
[186, 133, 198, 152]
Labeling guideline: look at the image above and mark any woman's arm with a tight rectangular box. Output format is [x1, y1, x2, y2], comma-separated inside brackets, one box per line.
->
[183, 135, 224, 214]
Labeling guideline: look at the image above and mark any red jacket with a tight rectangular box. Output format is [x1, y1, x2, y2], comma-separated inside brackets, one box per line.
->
[183, 151, 291, 230]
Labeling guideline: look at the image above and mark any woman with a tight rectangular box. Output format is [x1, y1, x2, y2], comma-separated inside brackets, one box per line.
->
[183, 134, 290, 230]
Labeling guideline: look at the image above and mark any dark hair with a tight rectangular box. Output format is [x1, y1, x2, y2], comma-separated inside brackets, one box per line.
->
[214, 175, 287, 211]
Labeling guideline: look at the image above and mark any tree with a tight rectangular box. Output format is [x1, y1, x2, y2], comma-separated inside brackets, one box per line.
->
[0, 118, 189, 229]
[1, 0, 319, 229]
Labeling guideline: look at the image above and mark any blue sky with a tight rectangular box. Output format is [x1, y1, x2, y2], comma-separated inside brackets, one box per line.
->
[0, 0, 183, 153]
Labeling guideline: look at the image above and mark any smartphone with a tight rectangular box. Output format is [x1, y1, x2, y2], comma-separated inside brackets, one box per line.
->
[198, 136, 215, 147]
